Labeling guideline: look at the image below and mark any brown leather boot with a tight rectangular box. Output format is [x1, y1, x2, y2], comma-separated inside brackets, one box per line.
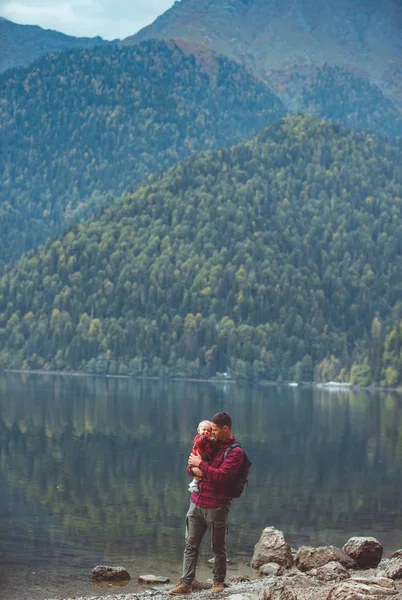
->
[168, 581, 193, 595]
[211, 580, 225, 593]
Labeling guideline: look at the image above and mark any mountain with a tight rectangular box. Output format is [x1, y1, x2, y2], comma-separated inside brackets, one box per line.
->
[0, 40, 285, 263]
[0, 17, 112, 73]
[278, 64, 402, 138]
[1, 115, 402, 381]
[123, 0, 402, 111]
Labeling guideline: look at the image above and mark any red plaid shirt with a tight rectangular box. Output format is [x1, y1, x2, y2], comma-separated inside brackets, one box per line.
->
[187, 436, 243, 508]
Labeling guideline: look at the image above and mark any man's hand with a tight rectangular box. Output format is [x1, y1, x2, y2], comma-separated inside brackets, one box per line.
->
[188, 453, 202, 468]
[192, 467, 202, 477]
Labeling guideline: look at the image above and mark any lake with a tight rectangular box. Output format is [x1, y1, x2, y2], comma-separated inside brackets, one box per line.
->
[1, 373, 402, 599]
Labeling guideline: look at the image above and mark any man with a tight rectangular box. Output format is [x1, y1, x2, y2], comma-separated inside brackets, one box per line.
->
[169, 411, 244, 595]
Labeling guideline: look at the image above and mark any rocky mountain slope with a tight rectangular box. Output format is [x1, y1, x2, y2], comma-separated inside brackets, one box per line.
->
[0, 17, 111, 72]
[124, 0, 402, 110]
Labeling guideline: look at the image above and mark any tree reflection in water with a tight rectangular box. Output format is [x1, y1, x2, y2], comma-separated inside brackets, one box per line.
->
[1, 373, 402, 570]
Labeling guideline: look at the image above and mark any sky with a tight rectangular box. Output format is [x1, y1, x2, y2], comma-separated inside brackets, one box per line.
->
[0, 0, 175, 40]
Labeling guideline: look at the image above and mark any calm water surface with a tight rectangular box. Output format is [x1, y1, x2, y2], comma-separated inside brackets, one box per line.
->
[1, 373, 402, 599]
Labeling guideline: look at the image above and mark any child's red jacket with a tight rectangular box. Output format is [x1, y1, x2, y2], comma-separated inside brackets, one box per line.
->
[192, 433, 214, 461]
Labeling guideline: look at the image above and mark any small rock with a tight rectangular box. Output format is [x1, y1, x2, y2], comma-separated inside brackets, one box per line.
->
[251, 527, 293, 569]
[284, 572, 313, 588]
[327, 576, 397, 599]
[378, 557, 402, 580]
[391, 549, 402, 559]
[138, 574, 170, 584]
[294, 546, 355, 572]
[227, 594, 259, 600]
[263, 580, 298, 599]
[91, 565, 130, 582]
[229, 576, 251, 583]
[259, 563, 284, 577]
[311, 561, 349, 582]
[342, 537, 383, 569]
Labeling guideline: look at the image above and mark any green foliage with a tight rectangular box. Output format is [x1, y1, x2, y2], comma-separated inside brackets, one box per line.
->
[1, 115, 402, 381]
[350, 358, 372, 387]
[379, 322, 402, 387]
[298, 65, 402, 138]
[0, 39, 285, 262]
[314, 355, 342, 384]
[347, 320, 402, 388]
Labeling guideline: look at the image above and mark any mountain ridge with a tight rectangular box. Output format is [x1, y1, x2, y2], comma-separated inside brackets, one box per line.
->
[123, 0, 402, 110]
[0, 17, 113, 72]
[0, 40, 285, 263]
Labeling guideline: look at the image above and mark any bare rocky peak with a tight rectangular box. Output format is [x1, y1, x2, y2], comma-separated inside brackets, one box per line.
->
[123, 0, 402, 108]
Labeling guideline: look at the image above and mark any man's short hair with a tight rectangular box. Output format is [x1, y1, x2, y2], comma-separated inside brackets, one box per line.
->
[211, 412, 232, 429]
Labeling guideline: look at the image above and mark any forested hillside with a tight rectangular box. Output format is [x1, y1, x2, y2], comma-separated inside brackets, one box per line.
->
[0, 40, 284, 262]
[0, 17, 111, 72]
[1, 116, 402, 381]
[284, 65, 402, 138]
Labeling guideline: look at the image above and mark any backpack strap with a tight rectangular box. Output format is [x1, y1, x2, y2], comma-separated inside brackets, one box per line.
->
[223, 442, 241, 459]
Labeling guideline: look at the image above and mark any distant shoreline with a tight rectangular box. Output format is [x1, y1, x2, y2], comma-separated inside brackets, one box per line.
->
[3, 368, 402, 392]
[2, 368, 237, 385]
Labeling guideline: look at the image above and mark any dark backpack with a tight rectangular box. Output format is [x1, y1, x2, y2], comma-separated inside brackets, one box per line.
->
[223, 442, 252, 498]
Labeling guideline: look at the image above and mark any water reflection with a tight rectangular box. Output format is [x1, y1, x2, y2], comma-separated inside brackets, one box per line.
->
[1, 374, 402, 597]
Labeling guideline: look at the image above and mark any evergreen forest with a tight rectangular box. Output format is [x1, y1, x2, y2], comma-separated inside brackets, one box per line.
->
[2, 41, 402, 267]
[1, 115, 402, 383]
[296, 65, 402, 138]
[0, 40, 285, 262]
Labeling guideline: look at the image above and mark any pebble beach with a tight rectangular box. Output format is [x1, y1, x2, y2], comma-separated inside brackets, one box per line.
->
[44, 569, 402, 600]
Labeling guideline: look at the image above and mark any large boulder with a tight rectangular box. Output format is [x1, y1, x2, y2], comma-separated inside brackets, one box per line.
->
[251, 527, 293, 569]
[294, 546, 355, 572]
[378, 557, 402, 580]
[326, 577, 397, 599]
[263, 580, 298, 600]
[342, 537, 383, 569]
[91, 565, 130, 582]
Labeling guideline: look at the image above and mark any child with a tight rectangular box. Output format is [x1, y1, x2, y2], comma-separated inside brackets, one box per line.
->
[188, 420, 215, 493]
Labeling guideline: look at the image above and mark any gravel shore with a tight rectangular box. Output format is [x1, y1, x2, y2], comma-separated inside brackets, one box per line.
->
[44, 571, 402, 600]
[44, 578, 328, 600]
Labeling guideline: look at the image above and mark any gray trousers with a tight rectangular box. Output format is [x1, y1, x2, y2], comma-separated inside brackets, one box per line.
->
[181, 502, 229, 586]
